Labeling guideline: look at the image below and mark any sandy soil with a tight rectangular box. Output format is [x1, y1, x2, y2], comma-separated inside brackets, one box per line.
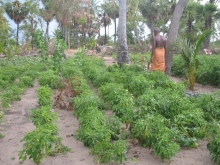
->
[0, 51, 219, 165]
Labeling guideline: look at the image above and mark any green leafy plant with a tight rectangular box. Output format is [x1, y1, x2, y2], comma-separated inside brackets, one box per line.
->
[106, 115, 122, 140]
[19, 76, 34, 87]
[37, 86, 53, 107]
[131, 114, 179, 161]
[33, 30, 49, 70]
[174, 109, 207, 148]
[0, 44, 18, 60]
[38, 70, 63, 89]
[207, 123, 220, 164]
[75, 108, 111, 147]
[29, 106, 57, 126]
[90, 140, 128, 164]
[175, 30, 213, 90]
[18, 125, 61, 164]
[52, 39, 67, 72]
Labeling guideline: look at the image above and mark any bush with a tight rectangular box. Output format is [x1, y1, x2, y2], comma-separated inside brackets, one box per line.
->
[37, 86, 53, 107]
[29, 106, 57, 126]
[90, 140, 128, 164]
[38, 70, 62, 89]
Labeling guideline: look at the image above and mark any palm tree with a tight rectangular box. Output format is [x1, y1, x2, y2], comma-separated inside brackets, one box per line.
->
[102, 0, 119, 43]
[165, 0, 189, 76]
[202, 3, 220, 48]
[0, 5, 10, 45]
[175, 30, 213, 91]
[118, 0, 130, 66]
[4, 0, 29, 46]
[100, 12, 111, 45]
[139, 0, 173, 37]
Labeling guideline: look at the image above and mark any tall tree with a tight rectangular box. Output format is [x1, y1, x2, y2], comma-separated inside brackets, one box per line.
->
[127, 0, 143, 45]
[102, 0, 119, 43]
[4, 0, 29, 46]
[100, 12, 111, 45]
[202, 2, 220, 48]
[139, 0, 173, 37]
[20, 0, 39, 49]
[118, 0, 130, 66]
[165, 0, 189, 76]
[41, 0, 54, 42]
[179, 1, 203, 43]
[0, 4, 10, 45]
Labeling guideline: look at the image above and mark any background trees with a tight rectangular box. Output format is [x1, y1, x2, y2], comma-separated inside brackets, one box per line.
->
[1, 0, 220, 75]
[0, 3, 10, 46]
[4, 0, 29, 46]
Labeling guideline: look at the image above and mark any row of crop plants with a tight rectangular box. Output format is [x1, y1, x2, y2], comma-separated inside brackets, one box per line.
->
[78, 51, 220, 164]
[60, 50, 128, 164]
[18, 84, 69, 164]
[0, 57, 42, 129]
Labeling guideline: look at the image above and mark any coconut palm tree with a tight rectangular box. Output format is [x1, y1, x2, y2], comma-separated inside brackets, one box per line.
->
[165, 0, 189, 76]
[100, 12, 111, 45]
[4, 0, 29, 46]
[118, 0, 130, 66]
[102, 0, 119, 43]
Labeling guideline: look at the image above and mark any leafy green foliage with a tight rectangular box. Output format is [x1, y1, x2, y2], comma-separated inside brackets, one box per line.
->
[38, 70, 63, 89]
[52, 39, 67, 72]
[37, 86, 53, 107]
[128, 74, 154, 97]
[29, 106, 57, 126]
[207, 128, 220, 164]
[131, 114, 179, 161]
[19, 125, 61, 165]
[19, 76, 34, 87]
[1, 44, 18, 60]
[174, 109, 207, 146]
[175, 30, 213, 90]
[136, 88, 192, 120]
[194, 92, 220, 122]
[98, 83, 135, 123]
[106, 115, 122, 137]
[1, 85, 23, 108]
[90, 140, 127, 164]
[73, 91, 105, 118]
[33, 30, 49, 69]
[75, 112, 111, 147]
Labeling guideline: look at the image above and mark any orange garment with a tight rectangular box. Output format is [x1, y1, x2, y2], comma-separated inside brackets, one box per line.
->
[151, 48, 165, 72]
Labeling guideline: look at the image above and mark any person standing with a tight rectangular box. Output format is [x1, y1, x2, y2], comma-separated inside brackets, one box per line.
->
[150, 27, 166, 72]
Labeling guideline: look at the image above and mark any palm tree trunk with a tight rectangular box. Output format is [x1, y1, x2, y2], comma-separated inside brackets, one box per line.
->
[45, 21, 50, 42]
[165, 0, 189, 76]
[134, 25, 141, 45]
[114, 18, 117, 43]
[16, 23, 19, 46]
[118, 0, 130, 66]
[68, 26, 70, 49]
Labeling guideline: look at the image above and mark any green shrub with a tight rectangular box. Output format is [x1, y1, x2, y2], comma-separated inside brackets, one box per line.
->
[19, 76, 34, 87]
[73, 92, 105, 117]
[37, 86, 53, 106]
[19, 124, 61, 164]
[38, 70, 62, 89]
[207, 133, 220, 164]
[90, 140, 128, 164]
[29, 106, 57, 126]
[174, 109, 207, 145]
[131, 114, 179, 161]
[195, 93, 220, 122]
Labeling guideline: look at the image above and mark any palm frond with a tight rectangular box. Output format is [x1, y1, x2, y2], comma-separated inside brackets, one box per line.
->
[194, 29, 214, 56]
